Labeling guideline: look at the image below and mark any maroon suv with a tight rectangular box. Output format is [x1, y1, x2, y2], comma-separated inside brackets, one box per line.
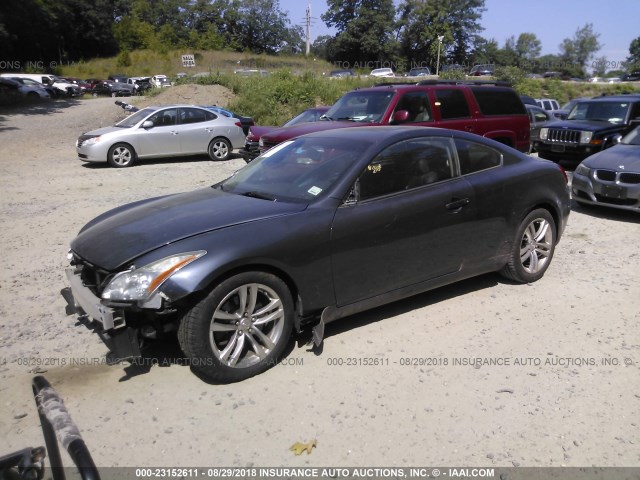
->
[258, 80, 530, 154]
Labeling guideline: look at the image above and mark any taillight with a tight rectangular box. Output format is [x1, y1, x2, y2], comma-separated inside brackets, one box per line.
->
[235, 122, 242, 128]
[557, 164, 568, 183]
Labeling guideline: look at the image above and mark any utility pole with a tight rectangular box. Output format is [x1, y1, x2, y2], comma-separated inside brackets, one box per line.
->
[305, 3, 311, 56]
[436, 36, 444, 75]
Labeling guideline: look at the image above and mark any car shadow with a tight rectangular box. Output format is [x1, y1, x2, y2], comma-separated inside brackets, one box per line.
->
[103, 272, 522, 383]
[571, 199, 639, 223]
[307, 272, 503, 347]
[80, 152, 244, 169]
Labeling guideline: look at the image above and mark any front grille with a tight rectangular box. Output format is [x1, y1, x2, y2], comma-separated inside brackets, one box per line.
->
[595, 169, 616, 181]
[547, 128, 581, 143]
[71, 256, 112, 296]
[620, 172, 640, 184]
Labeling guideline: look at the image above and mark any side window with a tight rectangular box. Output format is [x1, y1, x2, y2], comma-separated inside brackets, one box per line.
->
[148, 108, 178, 127]
[393, 92, 432, 123]
[358, 137, 455, 200]
[435, 89, 470, 119]
[179, 108, 213, 124]
[455, 139, 502, 175]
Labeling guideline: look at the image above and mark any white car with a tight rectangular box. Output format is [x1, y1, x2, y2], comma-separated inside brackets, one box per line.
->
[370, 68, 395, 78]
[76, 105, 245, 167]
[151, 75, 172, 88]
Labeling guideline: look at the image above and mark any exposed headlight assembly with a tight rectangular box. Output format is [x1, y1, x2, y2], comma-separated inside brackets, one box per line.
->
[102, 251, 206, 302]
[539, 128, 548, 140]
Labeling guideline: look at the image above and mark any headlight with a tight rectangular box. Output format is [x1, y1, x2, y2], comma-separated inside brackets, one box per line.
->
[81, 136, 101, 146]
[539, 128, 548, 140]
[575, 164, 590, 177]
[102, 251, 206, 301]
[580, 131, 593, 144]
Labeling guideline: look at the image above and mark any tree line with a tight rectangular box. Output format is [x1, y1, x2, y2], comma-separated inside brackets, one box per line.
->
[1, 0, 638, 77]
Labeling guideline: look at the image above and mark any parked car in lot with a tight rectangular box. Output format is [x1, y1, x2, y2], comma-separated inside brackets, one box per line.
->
[526, 104, 552, 151]
[90, 80, 133, 97]
[534, 94, 640, 164]
[64, 126, 570, 382]
[0, 73, 81, 97]
[127, 76, 152, 95]
[0, 77, 50, 99]
[240, 106, 330, 161]
[151, 74, 172, 88]
[370, 68, 395, 77]
[258, 80, 531, 155]
[572, 125, 640, 212]
[203, 106, 255, 135]
[535, 98, 560, 112]
[329, 69, 356, 78]
[76, 105, 245, 167]
[407, 67, 432, 77]
[469, 64, 494, 76]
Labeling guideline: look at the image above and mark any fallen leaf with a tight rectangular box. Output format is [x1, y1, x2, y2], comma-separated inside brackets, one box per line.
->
[289, 439, 317, 455]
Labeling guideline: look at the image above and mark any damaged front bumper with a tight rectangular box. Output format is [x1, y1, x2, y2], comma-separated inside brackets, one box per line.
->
[63, 267, 141, 360]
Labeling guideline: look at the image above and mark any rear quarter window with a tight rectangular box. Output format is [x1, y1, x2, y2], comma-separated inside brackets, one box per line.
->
[471, 88, 526, 115]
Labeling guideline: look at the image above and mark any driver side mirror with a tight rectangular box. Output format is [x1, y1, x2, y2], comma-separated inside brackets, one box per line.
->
[392, 110, 410, 124]
[142, 120, 154, 129]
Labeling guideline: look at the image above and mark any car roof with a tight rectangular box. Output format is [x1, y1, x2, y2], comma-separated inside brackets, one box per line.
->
[300, 125, 462, 146]
[584, 94, 640, 102]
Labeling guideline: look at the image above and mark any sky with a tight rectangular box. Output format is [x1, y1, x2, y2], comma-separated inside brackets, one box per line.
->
[281, 0, 639, 69]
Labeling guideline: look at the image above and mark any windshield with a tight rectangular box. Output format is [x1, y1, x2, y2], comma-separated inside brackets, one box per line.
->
[567, 101, 630, 123]
[621, 126, 640, 145]
[219, 137, 370, 202]
[284, 109, 325, 127]
[322, 90, 395, 123]
[115, 108, 156, 128]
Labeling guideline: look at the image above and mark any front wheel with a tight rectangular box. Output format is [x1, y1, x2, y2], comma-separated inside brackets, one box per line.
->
[500, 208, 556, 283]
[208, 137, 232, 161]
[178, 272, 294, 382]
[107, 143, 136, 168]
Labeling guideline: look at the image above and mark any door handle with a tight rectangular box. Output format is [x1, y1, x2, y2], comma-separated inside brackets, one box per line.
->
[445, 197, 470, 212]
[170, 131, 179, 135]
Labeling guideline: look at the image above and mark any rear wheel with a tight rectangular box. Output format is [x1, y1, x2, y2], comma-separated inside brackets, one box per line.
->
[500, 209, 556, 283]
[208, 137, 232, 161]
[178, 272, 294, 383]
[107, 143, 136, 168]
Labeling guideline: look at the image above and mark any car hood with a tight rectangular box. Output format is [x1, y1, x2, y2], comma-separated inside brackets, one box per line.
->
[260, 121, 371, 142]
[547, 119, 623, 132]
[583, 145, 640, 170]
[81, 125, 125, 137]
[247, 125, 277, 141]
[71, 187, 306, 270]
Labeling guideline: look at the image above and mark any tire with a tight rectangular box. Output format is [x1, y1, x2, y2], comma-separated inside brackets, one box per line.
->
[178, 272, 294, 382]
[208, 137, 232, 161]
[107, 143, 136, 168]
[500, 208, 556, 283]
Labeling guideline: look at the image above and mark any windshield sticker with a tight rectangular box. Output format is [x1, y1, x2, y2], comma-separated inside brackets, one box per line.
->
[308, 186, 323, 196]
[368, 164, 382, 174]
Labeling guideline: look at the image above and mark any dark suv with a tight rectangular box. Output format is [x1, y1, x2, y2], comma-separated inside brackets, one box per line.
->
[534, 95, 640, 163]
[258, 80, 531, 154]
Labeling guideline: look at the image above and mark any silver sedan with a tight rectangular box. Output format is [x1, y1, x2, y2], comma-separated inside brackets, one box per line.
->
[76, 105, 245, 167]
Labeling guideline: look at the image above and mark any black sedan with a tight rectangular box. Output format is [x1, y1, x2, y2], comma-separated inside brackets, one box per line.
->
[572, 126, 640, 212]
[64, 127, 570, 382]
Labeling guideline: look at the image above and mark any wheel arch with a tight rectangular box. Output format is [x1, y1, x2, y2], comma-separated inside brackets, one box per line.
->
[172, 262, 305, 330]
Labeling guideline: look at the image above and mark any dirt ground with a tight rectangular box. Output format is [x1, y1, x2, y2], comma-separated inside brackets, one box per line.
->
[0, 86, 639, 470]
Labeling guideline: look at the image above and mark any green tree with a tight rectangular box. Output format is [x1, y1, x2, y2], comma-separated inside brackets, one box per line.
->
[627, 36, 640, 69]
[559, 23, 602, 75]
[322, 0, 397, 68]
[396, 0, 485, 68]
[515, 32, 542, 61]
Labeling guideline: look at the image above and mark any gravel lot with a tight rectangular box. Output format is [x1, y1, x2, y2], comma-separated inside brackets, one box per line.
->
[0, 87, 639, 470]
